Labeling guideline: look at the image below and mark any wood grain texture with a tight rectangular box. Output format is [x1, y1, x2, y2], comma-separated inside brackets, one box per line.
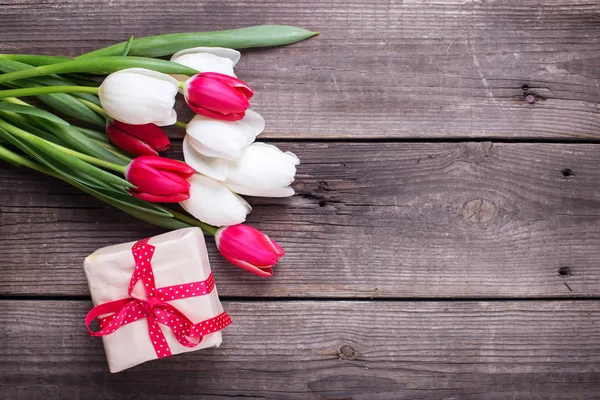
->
[2, 141, 600, 298]
[1, 0, 599, 139]
[1, 300, 600, 400]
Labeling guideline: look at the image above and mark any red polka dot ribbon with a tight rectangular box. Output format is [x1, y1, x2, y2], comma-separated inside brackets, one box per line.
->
[85, 238, 232, 359]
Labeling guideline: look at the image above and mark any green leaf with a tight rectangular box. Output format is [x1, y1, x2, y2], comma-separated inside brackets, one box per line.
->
[0, 125, 114, 191]
[37, 92, 105, 126]
[73, 183, 176, 217]
[35, 121, 129, 166]
[0, 110, 65, 145]
[0, 119, 132, 189]
[75, 126, 109, 143]
[77, 25, 319, 58]
[0, 102, 68, 125]
[0, 56, 198, 84]
[0, 54, 69, 66]
[122, 35, 134, 56]
[0, 58, 106, 126]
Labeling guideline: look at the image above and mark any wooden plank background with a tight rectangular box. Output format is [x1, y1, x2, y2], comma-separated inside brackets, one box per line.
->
[0, 0, 599, 139]
[2, 300, 600, 400]
[1, 0, 600, 398]
[2, 141, 600, 298]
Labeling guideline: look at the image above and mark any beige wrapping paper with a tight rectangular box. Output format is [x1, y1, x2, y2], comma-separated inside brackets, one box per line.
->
[84, 227, 225, 373]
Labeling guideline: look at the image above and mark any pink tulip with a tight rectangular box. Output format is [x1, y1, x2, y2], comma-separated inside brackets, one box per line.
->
[184, 72, 253, 121]
[215, 224, 285, 277]
[106, 120, 171, 156]
[125, 156, 195, 203]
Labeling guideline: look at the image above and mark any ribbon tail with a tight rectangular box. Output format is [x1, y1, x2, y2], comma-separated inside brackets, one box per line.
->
[86, 298, 134, 336]
[146, 314, 172, 359]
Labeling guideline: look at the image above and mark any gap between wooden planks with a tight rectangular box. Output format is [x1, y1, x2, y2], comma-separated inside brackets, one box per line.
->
[1, 141, 599, 298]
[0, 300, 599, 400]
[0, 0, 598, 139]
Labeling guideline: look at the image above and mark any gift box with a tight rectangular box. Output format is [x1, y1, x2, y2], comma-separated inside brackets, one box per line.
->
[84, 227, 231, 373]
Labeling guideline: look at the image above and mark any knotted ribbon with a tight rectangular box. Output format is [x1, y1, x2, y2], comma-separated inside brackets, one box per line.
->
[85, 238, 232, 359]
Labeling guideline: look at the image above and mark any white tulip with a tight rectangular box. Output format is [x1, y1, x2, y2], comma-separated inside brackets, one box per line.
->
[180, 173, 251, 226]
[186, 110, 264, 159]
[98, 68, 178, 126]
[182, 110, 265, 180]
[170, 47, 241, 81]
[223, 143, 300, 198]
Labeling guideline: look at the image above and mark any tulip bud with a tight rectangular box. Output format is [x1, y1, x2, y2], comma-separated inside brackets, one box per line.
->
[215, 224, 285, 277]
[183, 72, 253, 121]
[106, 120, 171, 156]
[99, 68, 179, 126]
[125, 156, 195, 203]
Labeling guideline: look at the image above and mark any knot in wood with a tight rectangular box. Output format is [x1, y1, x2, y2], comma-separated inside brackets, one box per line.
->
[337, 343, 357, 360]
[462, 199, 496, 223]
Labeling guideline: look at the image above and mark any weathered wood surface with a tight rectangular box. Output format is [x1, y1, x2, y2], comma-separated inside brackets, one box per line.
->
[1, 0, 599, 139]
[1, 300, 600, 400]
[2, 141, 599, 298]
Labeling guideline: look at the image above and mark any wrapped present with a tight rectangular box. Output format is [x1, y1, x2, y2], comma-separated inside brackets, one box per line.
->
[84, 227, 231, 373]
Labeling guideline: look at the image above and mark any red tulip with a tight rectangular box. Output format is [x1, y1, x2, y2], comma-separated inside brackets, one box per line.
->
[106, 120, 171, 156]
[184, 72, 253, 121]
[125, 156, 195, 203]
[215, 224, 285, 277]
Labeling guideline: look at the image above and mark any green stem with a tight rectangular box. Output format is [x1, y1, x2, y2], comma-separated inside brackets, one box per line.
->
[0, 119, 126, 174]
[169, 208, 218, 235]
[0, 85, 99, 99]
[174, 120, 188, 129]
[78, 98, 108, 118]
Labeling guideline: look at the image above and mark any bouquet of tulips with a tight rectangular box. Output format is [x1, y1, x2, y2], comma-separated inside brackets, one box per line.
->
[0, 25, 317, 277]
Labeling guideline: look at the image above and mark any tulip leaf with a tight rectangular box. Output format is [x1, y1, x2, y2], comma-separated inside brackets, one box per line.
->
[0, 54, 69, 66]
[37, 92, 106, 126]
[122, 36, 134, 56]
[0, 125, 117, 192]
[0, 119, 133, 190]
[0, 57, 198, 84]
[72, 183, 176, 218]
[38, 121, 129, 166]
[77, 25, 319, 58]
[0, 110, 66, 146]
[0, 58, 106, 126]
[0, 102, 68, 125]
[75, 126, 110, 143]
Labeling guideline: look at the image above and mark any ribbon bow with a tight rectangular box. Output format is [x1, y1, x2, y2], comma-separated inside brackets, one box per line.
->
[86, 238, 232, 359]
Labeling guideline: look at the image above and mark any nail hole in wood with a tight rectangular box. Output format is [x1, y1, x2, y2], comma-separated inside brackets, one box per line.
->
[561, 168, 574, 178]
[558, 267, 572, 277]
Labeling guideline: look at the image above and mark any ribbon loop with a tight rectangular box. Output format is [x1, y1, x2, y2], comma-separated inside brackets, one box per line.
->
[85, 237, 232, 359]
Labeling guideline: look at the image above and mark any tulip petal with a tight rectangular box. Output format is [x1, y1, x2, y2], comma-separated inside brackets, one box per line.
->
[223, 182, 295, 197]
[185, 110, 264, 160]
[179, 174, 251, 226]
[220, 253, 274, 277]
[183, 136, 229, 181]
[185, 75, 250, 115]
[199, 72, 253, 100]
[106, 123, 159, 156]
[111, 121, 171, 152]
[171, 53, 236, 78]
[135, 155, 195, 177]
[224, 143, 300, 193]
[129, 190, 190, 203]
[127, 161, 190, 195]
[171, 47, 241, 65]
[190, 106, 245, 122]
[153, 109, 178, 127]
